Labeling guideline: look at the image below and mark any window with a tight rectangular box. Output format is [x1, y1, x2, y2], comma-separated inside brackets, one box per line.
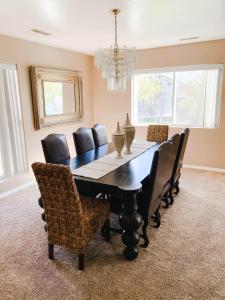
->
[0, 64, 27, 180]
[132, 65, 223, 128]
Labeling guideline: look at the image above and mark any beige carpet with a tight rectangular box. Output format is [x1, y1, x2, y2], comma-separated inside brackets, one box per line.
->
[1, 169, 225, 300]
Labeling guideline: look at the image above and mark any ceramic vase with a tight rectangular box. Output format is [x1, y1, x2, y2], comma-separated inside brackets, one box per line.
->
[112, 122, 125, 158]
[121, 113, 135, 154]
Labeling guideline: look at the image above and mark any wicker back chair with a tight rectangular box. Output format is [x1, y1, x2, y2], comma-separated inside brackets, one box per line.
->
[32, 162, 110, 270]
[146, 125, 169, 143]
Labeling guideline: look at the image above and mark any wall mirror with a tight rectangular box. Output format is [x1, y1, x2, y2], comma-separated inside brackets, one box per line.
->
[30, 66, 83, 130]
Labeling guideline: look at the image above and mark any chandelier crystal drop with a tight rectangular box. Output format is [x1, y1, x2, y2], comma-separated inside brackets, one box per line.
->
[94, 9, 136, 92]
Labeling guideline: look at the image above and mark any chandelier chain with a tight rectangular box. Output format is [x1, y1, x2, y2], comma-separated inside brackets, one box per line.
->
[94, 8, 136, 92]
[114, 11, 118, 48]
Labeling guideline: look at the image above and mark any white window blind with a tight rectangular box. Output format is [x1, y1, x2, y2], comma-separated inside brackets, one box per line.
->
[132, 64, 223, 128]
[0, 64, 27, 180]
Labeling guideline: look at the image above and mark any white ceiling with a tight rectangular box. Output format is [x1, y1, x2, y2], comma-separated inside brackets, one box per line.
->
[0, 0, 225, 55]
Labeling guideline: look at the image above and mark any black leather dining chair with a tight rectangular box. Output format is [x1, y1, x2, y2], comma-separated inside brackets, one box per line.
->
[92, 124, 108, 147]
[41, 133, 70, 163]
[160, 133, 181, 208]
[73, 127, 95, 155]
[170, 128, 190, 198]
[40, 133, 71, 232]
[138, 141, 171, 248]
[137, 134, 181, 248]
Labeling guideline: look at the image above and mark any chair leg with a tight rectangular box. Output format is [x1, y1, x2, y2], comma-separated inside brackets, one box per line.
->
[109, 227, 123, 234]
[162, 192, 170, 209]
[174, 180, 180, 195]
[168, 188, 174, 205]
[48, 243, 54, 260]
[101, 219, 111, 241]
[78, 254, 84, 271]
[153, 206, 161, 228]
[41, 212, 46, 221]
[140, 220, 149, 248]
[38, 197, 43, 208]
[105, 219, 111, 241]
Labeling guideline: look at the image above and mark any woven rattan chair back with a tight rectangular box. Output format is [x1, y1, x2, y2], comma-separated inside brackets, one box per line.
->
[146, 125, 169, 143]
[32, 162, 85, 250]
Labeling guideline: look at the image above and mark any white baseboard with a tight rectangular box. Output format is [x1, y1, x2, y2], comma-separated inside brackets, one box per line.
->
[0, 180, 36, 200]
[183, 164, 225, 173]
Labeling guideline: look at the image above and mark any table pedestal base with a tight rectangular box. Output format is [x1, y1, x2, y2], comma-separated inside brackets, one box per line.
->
[119, 189, 142, 260]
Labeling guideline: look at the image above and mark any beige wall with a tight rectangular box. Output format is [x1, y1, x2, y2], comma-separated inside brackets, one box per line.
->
[0, 34, 93, 193]
[1, 36, 225, 194]
[93, 39, 225, 169]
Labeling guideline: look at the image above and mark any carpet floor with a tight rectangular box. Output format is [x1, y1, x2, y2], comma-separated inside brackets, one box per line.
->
[0, 169, 225, 300]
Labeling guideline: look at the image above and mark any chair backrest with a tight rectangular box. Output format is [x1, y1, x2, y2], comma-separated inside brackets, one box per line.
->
[32, 162, 84, 248]
[140, 142, 170, 219]
[73, 127, 95, 155]
[164, 133, 181, 187]
[149, 141, 171, 205]
[92, 124, 108, 147]
[179, 128, 190, 167]
[146, 134, 180, 216]
[171, 128, 190, 182]
[41, 134, 70, 163]
[146, 125, 169, 143]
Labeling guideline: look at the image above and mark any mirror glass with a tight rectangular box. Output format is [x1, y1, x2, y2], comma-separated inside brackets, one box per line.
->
[30, 66, 83, 130]
[43, 81, 75, 116]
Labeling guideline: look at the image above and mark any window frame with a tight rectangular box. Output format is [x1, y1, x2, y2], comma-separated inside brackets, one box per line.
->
[131, 64, 224, 129]
[0, 63, 28, 182]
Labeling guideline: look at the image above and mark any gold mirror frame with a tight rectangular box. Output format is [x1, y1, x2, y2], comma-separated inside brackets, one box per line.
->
[29, 66, 83, 130]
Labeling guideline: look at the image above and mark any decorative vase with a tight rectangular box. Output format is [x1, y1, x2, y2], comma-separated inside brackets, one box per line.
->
[121, 113, 135, 154]
[112, 122, 125, 158]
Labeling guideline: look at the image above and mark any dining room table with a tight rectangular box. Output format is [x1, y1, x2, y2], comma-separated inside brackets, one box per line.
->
[59, 141, 160, 261]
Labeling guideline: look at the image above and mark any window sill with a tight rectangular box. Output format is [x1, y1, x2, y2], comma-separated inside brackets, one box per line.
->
[133, 124, 219, 130]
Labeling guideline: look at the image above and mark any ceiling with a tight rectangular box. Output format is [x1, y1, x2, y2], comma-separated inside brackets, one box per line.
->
[0, 0, 225, 55]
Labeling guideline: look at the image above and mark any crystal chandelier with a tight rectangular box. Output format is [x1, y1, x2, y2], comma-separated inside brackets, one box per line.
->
[94, 9, 136, 92]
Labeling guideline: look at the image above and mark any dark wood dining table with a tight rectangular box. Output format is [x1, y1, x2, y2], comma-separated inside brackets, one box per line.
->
[59, 142, 159, 261]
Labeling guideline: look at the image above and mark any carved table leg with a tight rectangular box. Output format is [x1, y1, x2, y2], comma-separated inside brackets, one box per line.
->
[119, 188, 142, 261]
